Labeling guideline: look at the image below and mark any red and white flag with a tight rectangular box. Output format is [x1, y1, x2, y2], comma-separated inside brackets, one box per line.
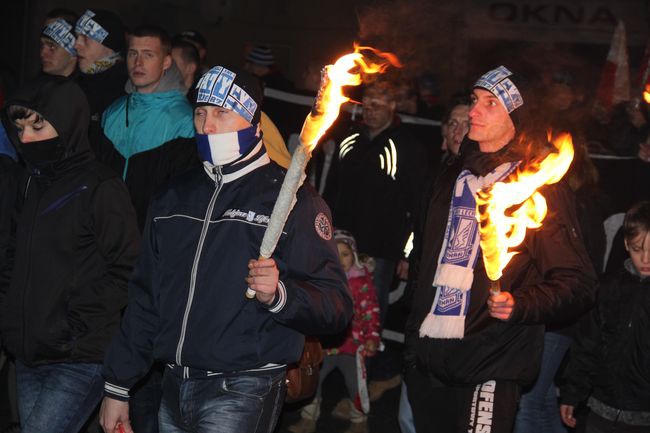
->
[595, 20, 630, 115]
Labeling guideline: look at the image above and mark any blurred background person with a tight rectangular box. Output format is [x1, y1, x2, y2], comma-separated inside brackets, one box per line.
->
[40, 17, 78, 78]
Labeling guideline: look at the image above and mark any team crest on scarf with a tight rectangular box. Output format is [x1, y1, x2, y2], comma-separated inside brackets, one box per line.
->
[419, 161, 519, 339]
[446, 181, 479, 263]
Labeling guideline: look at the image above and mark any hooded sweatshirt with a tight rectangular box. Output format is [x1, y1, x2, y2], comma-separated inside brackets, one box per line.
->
[98, 63, 198, 230]
[0, 76, 140, 366]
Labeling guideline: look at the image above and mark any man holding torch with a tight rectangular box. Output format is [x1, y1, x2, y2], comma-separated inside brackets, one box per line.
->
[98, 65, 353, 433]
[404, 66, 597, 433]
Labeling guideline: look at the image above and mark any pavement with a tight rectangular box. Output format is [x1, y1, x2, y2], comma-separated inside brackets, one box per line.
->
[276, 361, 403, 433]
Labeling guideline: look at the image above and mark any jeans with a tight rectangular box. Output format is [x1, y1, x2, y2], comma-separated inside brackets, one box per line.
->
[15, 361, 104, 433]
[398, 382, 416, 433]
[513, 332, 572, 433]
[158, 368, 286, 433]
[372, 257, 396, 326]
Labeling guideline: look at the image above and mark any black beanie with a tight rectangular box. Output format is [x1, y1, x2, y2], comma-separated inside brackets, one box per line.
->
[473, 65, 533, 131]
[75, 9, 126, 53]
[194, 66, 263, 125]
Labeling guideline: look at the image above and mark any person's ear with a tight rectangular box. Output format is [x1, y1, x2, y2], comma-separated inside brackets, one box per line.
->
[162, 54, 173, 72]
[624, 238, 630, 252]
[188, 62, 198, 78]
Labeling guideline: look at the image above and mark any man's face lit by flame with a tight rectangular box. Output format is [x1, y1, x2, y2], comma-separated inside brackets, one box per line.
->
[468, 88, 515, 153]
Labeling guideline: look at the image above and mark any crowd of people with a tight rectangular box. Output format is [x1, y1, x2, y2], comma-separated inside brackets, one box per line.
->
[0, 6, 649, 433]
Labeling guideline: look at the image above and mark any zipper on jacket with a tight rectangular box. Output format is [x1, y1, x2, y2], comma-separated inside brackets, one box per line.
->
[175, 166, 224, 365]
[23, 176, 32, 200]
[20, 175, 37, 359]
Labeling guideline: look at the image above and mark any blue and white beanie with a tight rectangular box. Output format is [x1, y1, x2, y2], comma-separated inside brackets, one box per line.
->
[42, 19, 77, 56]
[75, 9, 126, 53]
[474, 65, 532, 130]
[195, 65, 263, 125]
[245, 45, 275, 67]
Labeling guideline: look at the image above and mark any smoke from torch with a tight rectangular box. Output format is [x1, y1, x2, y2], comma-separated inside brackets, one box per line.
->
[245, 45, 400, 299]
[476, 133, 575, 294]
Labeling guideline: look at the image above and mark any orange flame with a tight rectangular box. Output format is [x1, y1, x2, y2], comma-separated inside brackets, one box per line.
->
[477, 133, 575, 281]
[644, 83, 650, 104]
[299, 44, 401, 152]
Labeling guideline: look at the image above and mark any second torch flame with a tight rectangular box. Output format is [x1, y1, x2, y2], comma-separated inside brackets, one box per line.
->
[245, 45, 400, 299]
[476, 133, 575, 293]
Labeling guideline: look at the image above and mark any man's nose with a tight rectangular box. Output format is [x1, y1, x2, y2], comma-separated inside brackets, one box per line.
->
[203, 118, 217, 134]
[642, 250, 650, 263]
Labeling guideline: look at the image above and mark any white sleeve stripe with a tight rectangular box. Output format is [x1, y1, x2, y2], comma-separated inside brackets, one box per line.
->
[269, 280, 287, 313]
[105, 382, 130, 397]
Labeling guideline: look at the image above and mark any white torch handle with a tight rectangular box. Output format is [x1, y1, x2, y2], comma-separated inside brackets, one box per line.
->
[245, 144, 310, 299]
[489, 279, 501, 296]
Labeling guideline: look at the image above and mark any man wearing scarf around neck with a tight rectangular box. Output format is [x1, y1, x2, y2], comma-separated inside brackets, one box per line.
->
[404, 66, 597, 433]
[99, 65, 352, 433]
[74, 9, 128, 125]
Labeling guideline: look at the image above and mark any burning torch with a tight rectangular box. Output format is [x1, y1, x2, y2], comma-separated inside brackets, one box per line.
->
[245, 45, 401, 299]
[476, 133, 575, 296]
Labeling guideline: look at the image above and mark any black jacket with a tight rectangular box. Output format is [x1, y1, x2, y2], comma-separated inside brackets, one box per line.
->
[95, 136, 198, 231]
[327, 120, 431, 260]
[76, 61, 128, 147]
[0, 155, 20, 288]
[0, 118, 22, 322]
[561, 261, 650, 411]
[75, 61, 128, 122]
[103, 142, 353, 400]
[405, 141, 597, 386]
[0, 76, 140, 366]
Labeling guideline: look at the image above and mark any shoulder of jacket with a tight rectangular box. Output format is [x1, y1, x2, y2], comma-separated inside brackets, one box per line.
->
[85, 160, 121, 184]
[153, 167, 203, 199]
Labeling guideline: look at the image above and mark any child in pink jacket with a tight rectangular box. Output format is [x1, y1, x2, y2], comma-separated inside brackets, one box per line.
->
[289, 229, 381, 433]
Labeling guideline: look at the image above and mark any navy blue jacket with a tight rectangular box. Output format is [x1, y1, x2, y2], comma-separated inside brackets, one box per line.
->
[103, 142, 353, 400]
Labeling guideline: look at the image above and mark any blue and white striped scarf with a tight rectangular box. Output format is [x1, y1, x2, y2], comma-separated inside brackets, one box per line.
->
[419, 161, 518, 339]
